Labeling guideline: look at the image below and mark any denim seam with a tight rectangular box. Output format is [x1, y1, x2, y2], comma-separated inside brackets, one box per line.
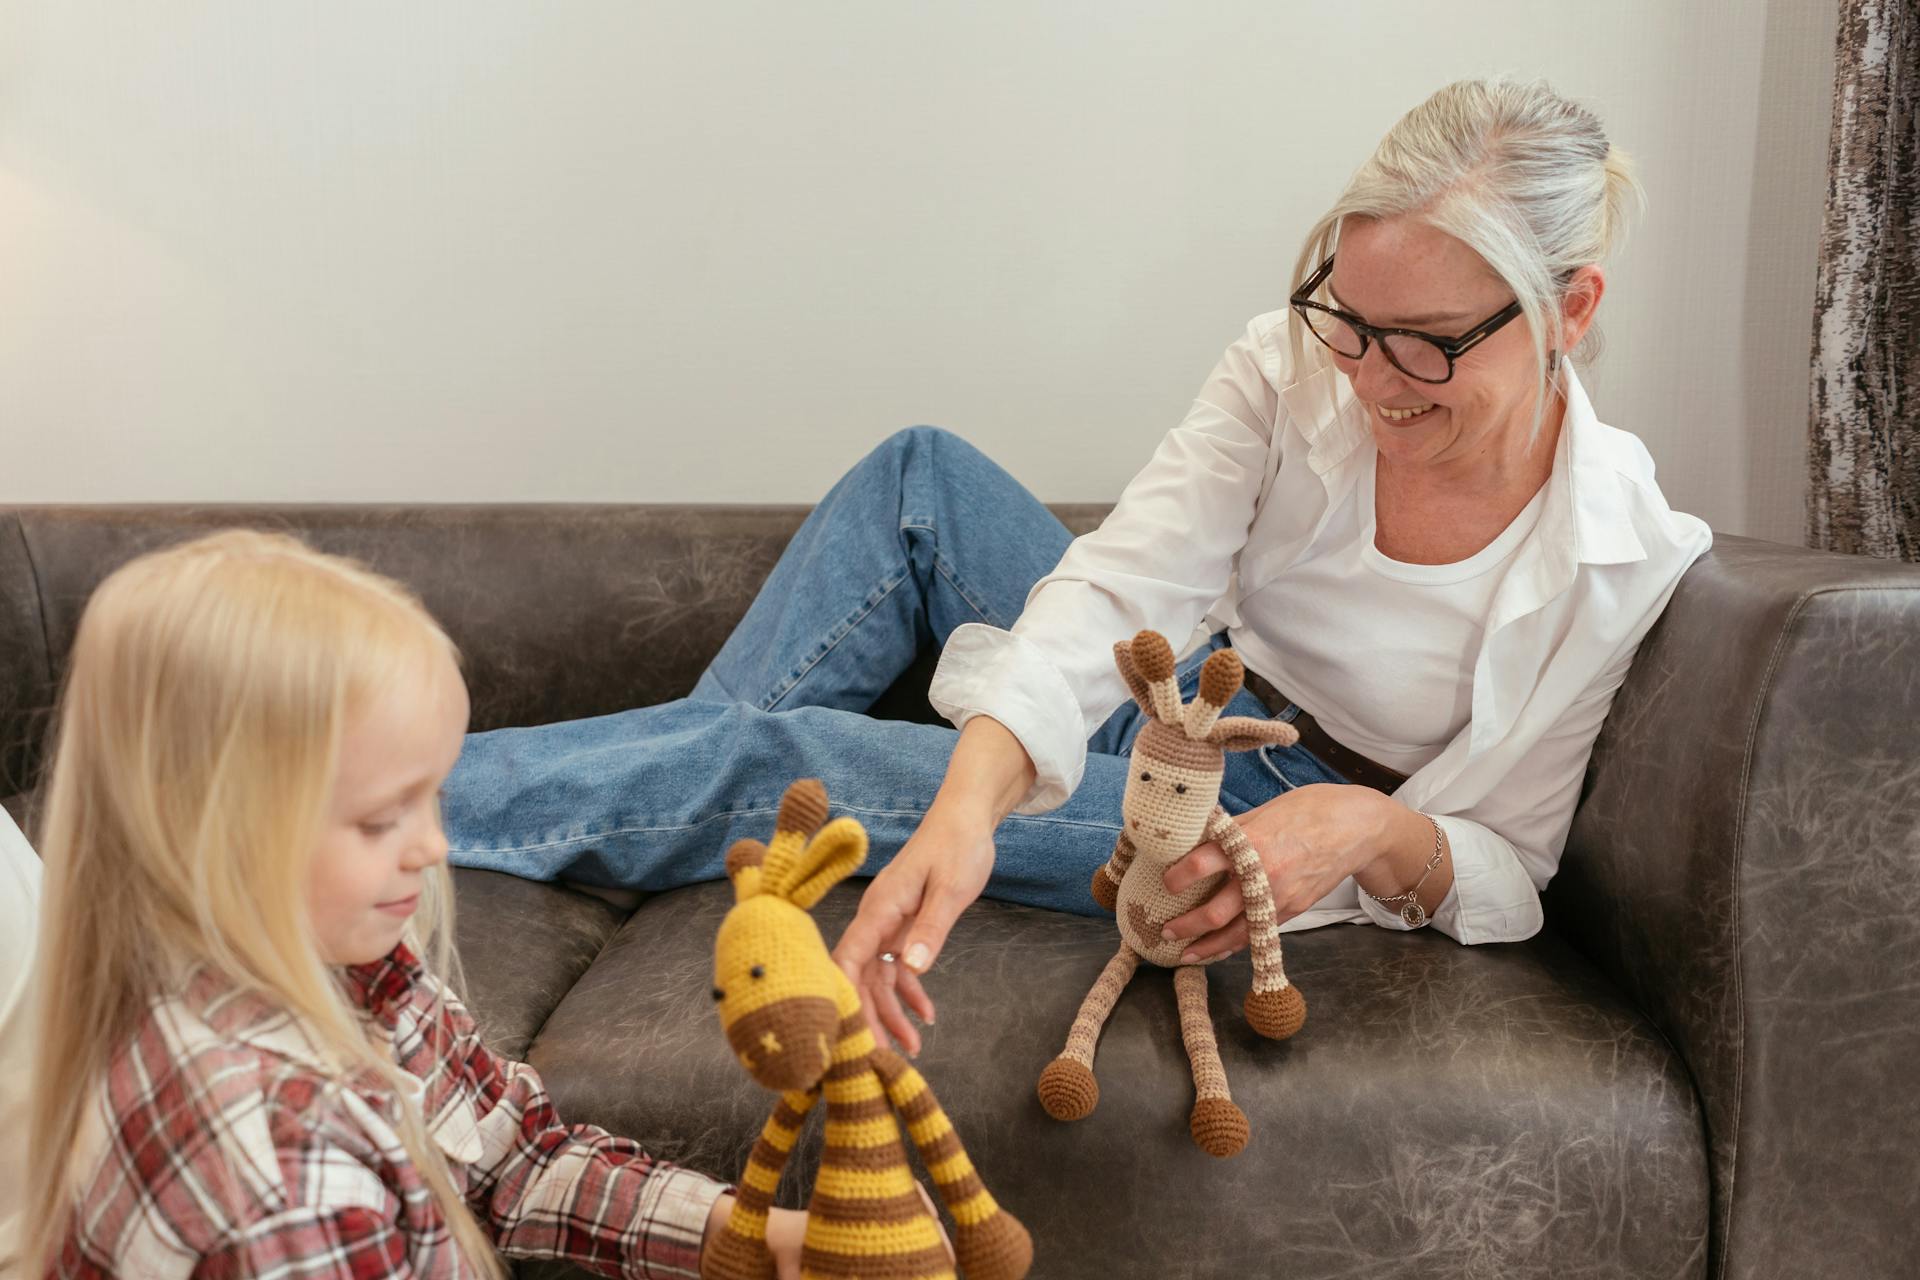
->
[450, 804, 786, 855]
[929, 550, 1000, 629]
[901, 514, 1001, 629]
[837, 802, 1119, 833]
[762, 568, 911, 712]
[450, 797, 1120, 858]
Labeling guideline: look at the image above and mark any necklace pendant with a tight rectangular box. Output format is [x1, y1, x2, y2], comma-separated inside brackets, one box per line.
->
[1400, 901, 1428, 928]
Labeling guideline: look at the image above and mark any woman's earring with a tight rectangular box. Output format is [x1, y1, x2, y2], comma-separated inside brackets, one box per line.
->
[1548, 348, 1561, 374]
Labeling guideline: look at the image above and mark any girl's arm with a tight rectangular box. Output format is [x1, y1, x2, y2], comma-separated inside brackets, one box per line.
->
[429, 982, 728, 1278]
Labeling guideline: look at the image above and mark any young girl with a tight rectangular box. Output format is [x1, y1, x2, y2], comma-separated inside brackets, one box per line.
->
[21, 530, 810, 1278]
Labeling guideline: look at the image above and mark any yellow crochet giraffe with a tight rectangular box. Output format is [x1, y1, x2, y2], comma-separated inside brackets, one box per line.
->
[1036, 630, 1308, 1158]
[705, 778, 1033, 1280]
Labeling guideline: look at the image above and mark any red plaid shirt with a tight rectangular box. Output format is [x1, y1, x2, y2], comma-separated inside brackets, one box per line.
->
[52, 945, 725, 1278]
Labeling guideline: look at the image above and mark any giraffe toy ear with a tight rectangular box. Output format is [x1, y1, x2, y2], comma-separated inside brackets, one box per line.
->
[760, 779, 868, 908]
[1114, 639, 1155, 715]
[1205, 716, 1301, 755]
[783, 818, 869, 910]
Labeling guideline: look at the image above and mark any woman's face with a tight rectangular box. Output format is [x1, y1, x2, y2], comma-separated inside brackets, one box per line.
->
[1324, 215, 1598, 469]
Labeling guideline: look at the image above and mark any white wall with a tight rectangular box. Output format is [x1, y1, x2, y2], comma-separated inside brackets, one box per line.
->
[0, 0, 1835, 542]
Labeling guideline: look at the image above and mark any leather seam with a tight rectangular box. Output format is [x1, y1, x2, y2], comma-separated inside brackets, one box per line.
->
[520, 902, 634, 1065]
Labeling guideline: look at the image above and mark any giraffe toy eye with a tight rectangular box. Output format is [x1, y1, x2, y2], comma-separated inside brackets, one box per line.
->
[750, 965, 766, 979]
[711, 986, 725, 1002]
[1139, 771, 1152, 782]
[1175, 783, 1188, 795]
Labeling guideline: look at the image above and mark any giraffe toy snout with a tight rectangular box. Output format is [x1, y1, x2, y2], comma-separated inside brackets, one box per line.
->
[725, 996, 840, 1090]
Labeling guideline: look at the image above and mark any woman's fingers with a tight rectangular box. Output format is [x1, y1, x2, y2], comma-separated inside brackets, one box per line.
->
[895, 964, 936, 1026]
[897, 873, 976, 977]
[866, 961, 923, 1057]
[1178, 918, 1249, 964]
[1162, 841, 1233, 894]
[1161, 875, 1245, 943]
[833, 887, 908, 983]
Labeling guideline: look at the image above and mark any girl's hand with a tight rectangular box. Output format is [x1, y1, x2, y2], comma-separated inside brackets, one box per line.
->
[832, 806, 995, 1056]
[1157, 783, 1396, 961]
[701, 1197, 808, 1280]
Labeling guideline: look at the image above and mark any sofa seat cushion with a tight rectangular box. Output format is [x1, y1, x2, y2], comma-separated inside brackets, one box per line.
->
[489, 880, 1708, 1279]
[449, 869, 630, 1062]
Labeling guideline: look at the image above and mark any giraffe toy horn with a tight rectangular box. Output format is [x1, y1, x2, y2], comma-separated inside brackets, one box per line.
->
[1130, 630, 1184, 724]
[1185, 648, 1245, 738]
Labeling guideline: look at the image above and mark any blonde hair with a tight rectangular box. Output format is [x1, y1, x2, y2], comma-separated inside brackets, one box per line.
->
[1291, 75, 1644, 439]
[24, 529, 503, 1278]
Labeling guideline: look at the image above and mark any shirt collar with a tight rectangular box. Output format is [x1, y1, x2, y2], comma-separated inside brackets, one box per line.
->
[172, 943, 425, 1082]
[1278, 350, 1646, 573]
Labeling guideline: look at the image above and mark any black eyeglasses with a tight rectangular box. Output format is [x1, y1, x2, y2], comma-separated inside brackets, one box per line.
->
[1288, 255, 1524, 385]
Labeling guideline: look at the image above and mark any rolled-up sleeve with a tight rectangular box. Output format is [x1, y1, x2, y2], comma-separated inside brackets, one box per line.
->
[929, 318, 1288, 813]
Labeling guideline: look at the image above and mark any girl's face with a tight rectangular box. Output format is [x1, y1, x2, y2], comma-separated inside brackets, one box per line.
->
[1324, 215, 1599, 469]
[307, 652, 470, 966]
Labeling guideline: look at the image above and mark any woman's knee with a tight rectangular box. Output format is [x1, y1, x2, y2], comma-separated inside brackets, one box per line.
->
[868, 426, 1012, 498]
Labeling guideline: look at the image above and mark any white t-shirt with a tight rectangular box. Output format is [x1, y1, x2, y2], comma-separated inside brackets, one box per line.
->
[1260, 452, 1548, 777]
[0, 810, 41, 1279]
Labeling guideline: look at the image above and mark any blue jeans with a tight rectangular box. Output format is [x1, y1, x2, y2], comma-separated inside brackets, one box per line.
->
[442, 427, 1346, 916]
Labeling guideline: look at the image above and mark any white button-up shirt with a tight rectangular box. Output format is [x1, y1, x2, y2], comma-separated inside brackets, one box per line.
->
[929, 311, 1712, 945]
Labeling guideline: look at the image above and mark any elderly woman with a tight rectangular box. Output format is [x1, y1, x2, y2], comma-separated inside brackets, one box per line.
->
[444, 77, 1709, 1055]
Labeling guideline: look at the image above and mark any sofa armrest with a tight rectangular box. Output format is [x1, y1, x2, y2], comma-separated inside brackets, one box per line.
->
[1547, 534, 1920, 1279]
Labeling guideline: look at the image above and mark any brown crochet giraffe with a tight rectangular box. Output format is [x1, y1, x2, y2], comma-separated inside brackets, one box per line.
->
[1036, 630, 1308, 1158]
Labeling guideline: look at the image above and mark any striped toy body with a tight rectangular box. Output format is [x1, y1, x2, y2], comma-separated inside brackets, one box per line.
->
[799, 1016, 954, 1280]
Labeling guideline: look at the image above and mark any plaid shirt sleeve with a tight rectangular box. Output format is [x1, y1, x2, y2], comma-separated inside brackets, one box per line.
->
[420, 982, 730, 1279]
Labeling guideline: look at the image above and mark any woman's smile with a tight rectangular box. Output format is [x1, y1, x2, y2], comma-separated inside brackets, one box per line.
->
[1374, 401, 1440, 424]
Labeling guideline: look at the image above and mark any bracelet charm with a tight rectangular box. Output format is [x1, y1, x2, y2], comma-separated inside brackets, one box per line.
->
[1363, 813, 1447, 929]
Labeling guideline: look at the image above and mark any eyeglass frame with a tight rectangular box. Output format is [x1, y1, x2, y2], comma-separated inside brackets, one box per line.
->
[1288, 254, 1525, 385]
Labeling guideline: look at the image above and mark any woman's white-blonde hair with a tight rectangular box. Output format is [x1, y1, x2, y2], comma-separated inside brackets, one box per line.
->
[1291, 75, 1645, 438]
[23, 529, 503, 1277]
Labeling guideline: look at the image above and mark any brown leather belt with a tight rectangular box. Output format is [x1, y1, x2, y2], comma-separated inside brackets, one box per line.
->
[1239, 667, 1410, 795]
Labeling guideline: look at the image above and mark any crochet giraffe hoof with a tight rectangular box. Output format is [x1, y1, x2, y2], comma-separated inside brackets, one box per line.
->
[1244, 985, 1308, 1040]
[1090, 866, 1119, 912]
[1037, 1056, 1099, 1120]
[1189, 1096, 1249, 1158]
[955, 1209, 1035, 1280]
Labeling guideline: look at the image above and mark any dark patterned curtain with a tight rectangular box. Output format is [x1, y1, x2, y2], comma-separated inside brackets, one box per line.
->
[1811, 1, 1919, 560]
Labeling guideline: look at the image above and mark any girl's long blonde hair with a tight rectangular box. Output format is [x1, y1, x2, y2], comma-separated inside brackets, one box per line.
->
[24, 529, 504, 1278]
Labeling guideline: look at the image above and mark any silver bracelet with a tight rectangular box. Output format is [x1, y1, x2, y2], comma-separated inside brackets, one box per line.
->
[1362, 813, 1447, 928]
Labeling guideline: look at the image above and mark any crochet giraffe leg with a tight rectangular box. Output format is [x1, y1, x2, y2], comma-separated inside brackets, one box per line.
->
[1036, 941, 1140, 1121]
[1174, 964, 1248, 1158]
[1207, 806, 1307, 1039]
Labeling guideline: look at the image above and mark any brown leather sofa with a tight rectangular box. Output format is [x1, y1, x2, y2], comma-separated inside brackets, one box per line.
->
[4, 504, 1917, 1280]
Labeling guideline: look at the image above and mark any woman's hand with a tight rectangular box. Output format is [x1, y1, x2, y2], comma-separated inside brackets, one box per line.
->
[831, 805, 995, 1056]
[1158, 783, 1404, 961]
[833, 716, 1033, 1057]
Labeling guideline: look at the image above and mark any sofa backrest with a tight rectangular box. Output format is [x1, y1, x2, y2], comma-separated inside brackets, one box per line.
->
[0, 503, 1111, 809]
